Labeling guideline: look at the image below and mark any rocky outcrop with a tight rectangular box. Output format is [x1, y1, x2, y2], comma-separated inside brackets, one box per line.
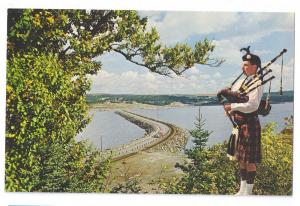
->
[147, 125, 189, 153]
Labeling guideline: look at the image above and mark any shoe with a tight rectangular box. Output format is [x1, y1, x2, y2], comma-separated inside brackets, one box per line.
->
[244, 183, 254, 195]
[235, 180, 246, 195]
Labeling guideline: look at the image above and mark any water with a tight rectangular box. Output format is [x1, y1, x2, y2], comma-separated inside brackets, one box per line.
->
[77, 102, 293, 150]
[133, 102, 294, 148]
[76, 110, 145, 150]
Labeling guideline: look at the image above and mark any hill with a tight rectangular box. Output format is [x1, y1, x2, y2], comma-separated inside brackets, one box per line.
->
[87, 91, 294, 106]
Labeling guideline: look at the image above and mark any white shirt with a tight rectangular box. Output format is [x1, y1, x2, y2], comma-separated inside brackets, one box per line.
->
[230, 75, 264, 113]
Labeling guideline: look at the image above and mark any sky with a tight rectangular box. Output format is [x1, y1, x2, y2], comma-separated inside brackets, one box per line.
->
[90, 11, 294, 95]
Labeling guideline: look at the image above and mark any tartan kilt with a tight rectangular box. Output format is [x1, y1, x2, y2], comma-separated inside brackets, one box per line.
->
[233, 111, 262, 163]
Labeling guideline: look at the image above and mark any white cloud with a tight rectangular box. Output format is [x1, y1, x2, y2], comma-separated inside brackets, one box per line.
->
[142, 11, 294, 70]
[240, 12, 294, 33]
[142, 12, 294, 45]
[89, 69, 229, 95]
[212, 39, 241, 65]
[94, 70, 114, 79]
[145, 12, 239, 43]
[211, 26, 292, 67]
[121, 71, 138, 79]
[185, 66, 200, 75]
[142, 72, 156, 81]
[89, 57, 294, 94]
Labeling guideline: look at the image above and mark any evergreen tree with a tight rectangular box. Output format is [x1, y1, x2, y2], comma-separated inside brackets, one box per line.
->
[167, 107, 237, 194]
[189, 107, 211, 152]
[174, 107, 212, 193]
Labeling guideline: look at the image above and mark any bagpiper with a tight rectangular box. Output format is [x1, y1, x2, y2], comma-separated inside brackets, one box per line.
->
[219, 47, 263, 195]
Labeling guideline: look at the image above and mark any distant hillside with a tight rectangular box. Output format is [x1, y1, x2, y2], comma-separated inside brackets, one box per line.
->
[264, 90, 294, 104]
[87, 90, 294, 106]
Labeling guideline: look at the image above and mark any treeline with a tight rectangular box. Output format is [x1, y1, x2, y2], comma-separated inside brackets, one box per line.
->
[87, 91, 294, 106]
[87, 94, 212, 105]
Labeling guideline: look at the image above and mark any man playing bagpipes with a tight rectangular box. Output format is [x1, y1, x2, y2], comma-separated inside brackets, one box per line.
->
[217, 46, 287, 195]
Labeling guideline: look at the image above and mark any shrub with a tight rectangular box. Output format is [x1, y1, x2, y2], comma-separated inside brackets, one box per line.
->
[6, 52, 111, 192]
[255, 122, 293, 195]
[161, 117, 293, 195]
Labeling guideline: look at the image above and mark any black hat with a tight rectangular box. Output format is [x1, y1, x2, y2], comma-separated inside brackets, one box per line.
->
[240, 46, 261, 68]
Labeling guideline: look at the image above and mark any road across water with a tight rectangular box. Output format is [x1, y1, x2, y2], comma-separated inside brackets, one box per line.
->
[101, 110, 188, 161]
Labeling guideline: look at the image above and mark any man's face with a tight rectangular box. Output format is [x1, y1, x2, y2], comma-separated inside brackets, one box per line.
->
[242, 61, 258, 76]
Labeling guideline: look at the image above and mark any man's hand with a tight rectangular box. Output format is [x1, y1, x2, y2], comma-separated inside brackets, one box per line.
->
[224, 103, 231, 113]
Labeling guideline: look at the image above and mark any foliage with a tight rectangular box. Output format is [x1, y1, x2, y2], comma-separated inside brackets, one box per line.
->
[161, 117, 293, 195]
[162, 144, 238, 194]
[255, 122, 293, 195]
[110, 177, 142, 194]
[161, 108, 238, 194]
[188, 107, 211, 151]
[6, 51, 111, 192]
[109, 161, 142, 194]
[6, 9, 221, 192]
[30, 140, 111, 192]
[7, 9, 222, 77]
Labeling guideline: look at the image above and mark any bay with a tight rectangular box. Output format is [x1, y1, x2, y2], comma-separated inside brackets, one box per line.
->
[77, 102, 293, 150]
[76, 110, 145, 150]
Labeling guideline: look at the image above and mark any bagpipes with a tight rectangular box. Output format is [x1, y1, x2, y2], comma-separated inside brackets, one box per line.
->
[217, 46, 287, 159]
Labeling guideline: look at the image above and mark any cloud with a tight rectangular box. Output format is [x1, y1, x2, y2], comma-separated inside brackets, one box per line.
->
[143, 11, 239, 44]
[210, 31, 272, 67]
[121, 71, 138, 79]
[89, 56, 294, 94]
[238, 12, 294, 34]
[185, 66, 200, 75]
[89, 68, 231, 95]
[141, 11, 294, 69]
[141, 11, 294, 45]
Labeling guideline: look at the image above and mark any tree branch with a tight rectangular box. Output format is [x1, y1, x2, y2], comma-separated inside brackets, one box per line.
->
[112, 48, 173, 77]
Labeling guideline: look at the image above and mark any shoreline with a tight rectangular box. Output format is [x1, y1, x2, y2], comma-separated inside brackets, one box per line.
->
[88, 101, 293, 111]
[88, 102, 192, 111]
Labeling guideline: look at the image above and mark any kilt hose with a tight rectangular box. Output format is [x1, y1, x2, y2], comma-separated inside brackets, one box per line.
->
[233, 111, 262, 163]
